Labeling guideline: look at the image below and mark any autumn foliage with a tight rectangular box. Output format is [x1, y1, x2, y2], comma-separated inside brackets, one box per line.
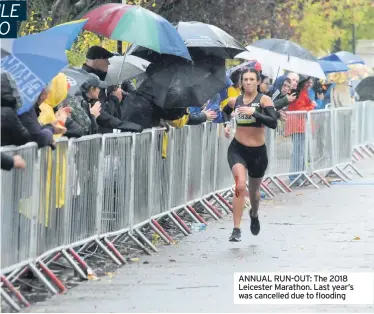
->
[17, 0, 374, 66]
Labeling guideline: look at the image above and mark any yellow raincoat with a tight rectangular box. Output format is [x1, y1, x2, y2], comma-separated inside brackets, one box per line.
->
[38, 73, 68, 226]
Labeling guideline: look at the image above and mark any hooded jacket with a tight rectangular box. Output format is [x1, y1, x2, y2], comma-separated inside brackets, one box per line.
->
[38, 73, 83, 138]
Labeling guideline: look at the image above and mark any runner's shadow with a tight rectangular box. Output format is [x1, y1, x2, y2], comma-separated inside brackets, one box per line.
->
[228, 245, 260, 258]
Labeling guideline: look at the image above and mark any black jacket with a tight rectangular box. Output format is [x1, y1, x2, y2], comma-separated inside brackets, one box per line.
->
[81, 64, 143, 133]
[1, 71, 31, 146]
[19, 106, 54, 148]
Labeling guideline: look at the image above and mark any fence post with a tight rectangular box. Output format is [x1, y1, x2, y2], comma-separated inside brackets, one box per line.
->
[29, 147, 40, 261]
[129, 133, 136, 230]
[95, 136, 105, 236]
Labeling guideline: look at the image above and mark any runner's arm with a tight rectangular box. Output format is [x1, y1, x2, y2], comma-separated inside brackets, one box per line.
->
[222, 97, 237, 125]
[252, 95, 278, 129]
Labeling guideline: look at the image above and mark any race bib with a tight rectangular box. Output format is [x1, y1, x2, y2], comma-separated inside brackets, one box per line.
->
[235, 108, 256, 124]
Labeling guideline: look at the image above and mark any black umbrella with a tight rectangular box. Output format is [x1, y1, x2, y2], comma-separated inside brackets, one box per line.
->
[134, 54, 227, 109]
[355, 76, 374, 101]
[175, 21, 246, 59]
[129, 21, 246, 62]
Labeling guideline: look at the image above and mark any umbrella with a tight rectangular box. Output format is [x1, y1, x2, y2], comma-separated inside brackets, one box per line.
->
[129, 21, 246, 62]
[318, 60, 349, 74]
[320, 51, 365, 66]
[60, 66, 91, 96]
[105, 55, 150, 86]
[82, 3, 191, 61]
[174, 21, 246, 59]
[235, 39, 326, 79]
[226, 61, 256, 76]
[0, 19, 88, 115]
[355, 76, 374, 101]
[135, 55, 226, 109]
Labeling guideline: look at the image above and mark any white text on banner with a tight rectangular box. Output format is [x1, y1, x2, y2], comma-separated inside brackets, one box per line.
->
[234, 272, 374, 305]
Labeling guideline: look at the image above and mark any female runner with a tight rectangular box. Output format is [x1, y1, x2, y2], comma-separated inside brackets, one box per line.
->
[223, 68, 278, 242]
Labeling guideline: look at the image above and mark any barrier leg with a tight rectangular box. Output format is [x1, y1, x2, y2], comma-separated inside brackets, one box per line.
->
[149, 220, 171, 245]
[1, 275, 30, 307]
[260, 182, 275, 198]
[215, 193, 233, 212]
[367, 144, 374, 154]
[183, 206, 200, 223]
[200, 199, 220, 220]
[134, 228, 158, 253]
[68, 248, 88, 271]
[151, 218, 173, 243]
[273, 176, 293, 192]
[212, 194, 231, 214]
[60, 249, 87, 280]
[326, 169, 348, 182]
[299, 174, 319, 189]
[335, 166, 352, 181]
[266, 177, 287, 193]
[311, 172, 331, 187]
[104, 237, 127, 265]
[187, 205, 208, 225]
[38, 260, 67, 294]
[1, 287, 21, 312]
[360, 145, 374, 158]
[170, 212, 191, 235]
[28, 263, 58, 295]
[202, 199, 222, 219]
[94, 238, 123, 265]
[344, 163, 363, 178]
[127, 232, 152, 255]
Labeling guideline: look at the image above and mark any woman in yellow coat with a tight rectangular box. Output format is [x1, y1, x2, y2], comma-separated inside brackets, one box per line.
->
[37, 73, 71, 229]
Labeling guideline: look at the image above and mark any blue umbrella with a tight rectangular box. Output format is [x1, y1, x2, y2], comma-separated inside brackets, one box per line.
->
[320, 51, 365, 65]
[0, 20, 87, 115]
[318, 60, 349, 74]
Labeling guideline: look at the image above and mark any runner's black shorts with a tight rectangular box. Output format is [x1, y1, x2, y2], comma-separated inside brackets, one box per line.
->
[227, 138, 268, 178]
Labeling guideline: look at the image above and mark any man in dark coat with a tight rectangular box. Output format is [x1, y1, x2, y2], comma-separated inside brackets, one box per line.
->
[82, 46, 142, 133]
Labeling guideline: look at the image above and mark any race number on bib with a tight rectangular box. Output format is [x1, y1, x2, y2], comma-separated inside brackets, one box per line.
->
[236, 108, 256, 124]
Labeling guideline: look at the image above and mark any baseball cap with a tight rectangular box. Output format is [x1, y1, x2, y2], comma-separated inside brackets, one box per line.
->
[86, 46, 114, 60]
[81, 73, 108, 92]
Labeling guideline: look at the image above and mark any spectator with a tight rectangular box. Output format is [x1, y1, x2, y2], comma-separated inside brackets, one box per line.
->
[271, 77, 297, 122]
[285, 76, 315, 184]
[287, 72, 300, 90]
[19, 88, 66, 149]
[1, 153, 26, 170]
[1, 71, 31, 146]
[38, 73, 83, 138]
[67, 73, 104, 135]
[330, 82, 353, 108]
[269, 75, 287, 100]
[259, 74, 271, 94]
[82, 46, 142, 133]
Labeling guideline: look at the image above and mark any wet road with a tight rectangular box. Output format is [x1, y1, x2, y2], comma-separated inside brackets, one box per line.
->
[28, 159, 374, 313]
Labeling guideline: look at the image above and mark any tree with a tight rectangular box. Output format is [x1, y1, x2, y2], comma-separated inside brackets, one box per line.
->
[290, 0, 374, 56]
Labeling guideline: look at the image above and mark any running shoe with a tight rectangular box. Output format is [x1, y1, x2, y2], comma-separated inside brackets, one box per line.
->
[249, 210, 260, 235]
[229, 228, 241, 242]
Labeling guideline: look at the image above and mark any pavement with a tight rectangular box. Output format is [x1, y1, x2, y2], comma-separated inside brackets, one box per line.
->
[28, 159, 374, 313]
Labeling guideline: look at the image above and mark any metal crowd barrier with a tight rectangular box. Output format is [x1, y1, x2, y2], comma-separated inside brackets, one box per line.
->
[1, 102, 374, 312]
